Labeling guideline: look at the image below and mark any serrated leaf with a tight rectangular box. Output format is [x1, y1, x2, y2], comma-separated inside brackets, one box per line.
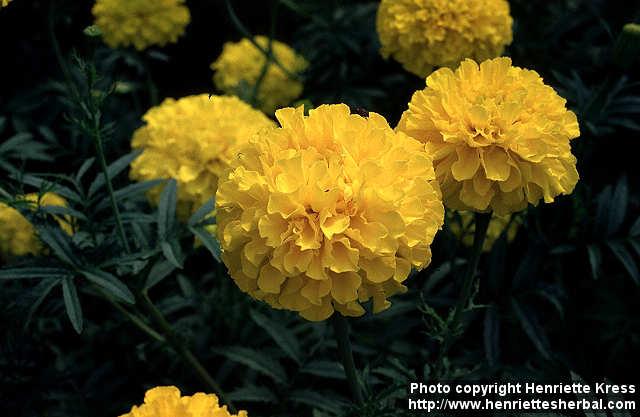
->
[301, 360, 346, 380]
[188, 198, 215, 226]
[161, 241, 184, 269]
[228, 385, 277, 403]
[88, 150, 142, 197]
[75, 158, 95, 183]
[62, 277, 83, 333]
[250, 309, 302, 364]
[157, 179, 177, 241]
[79, 268, 135, 304]
[0, 267, 70, 280]
[190, 226, 221, 263]
[214, 346, 287, 383]
[607, 241, 639, 285]
[37, 226, 77, 266]
[587, 244, 602, 280]
[511, 298, 552, 360]
[483, 305, 500, 366]
[144, 259, 176, 290]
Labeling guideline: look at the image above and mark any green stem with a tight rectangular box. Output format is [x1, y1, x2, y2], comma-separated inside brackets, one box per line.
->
[103, 293, 166, 343]
[140, 291, 235, 412]
[332, 314, 364, 406]
[436, 211, 491, 377]
[93, 125, 131, 254]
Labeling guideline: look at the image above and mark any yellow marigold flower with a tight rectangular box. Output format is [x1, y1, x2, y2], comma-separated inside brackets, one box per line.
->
[130, 94, 274, 220]
[376, 0, 513, 77]
[119, 386, 247, 417]
[92, 0, 190, 50]
[0, 193, 71, 259]
[216, 104, 444, 321]
[398, 58, 580, 215]
[448, 211, 520, 252]
[1, 0, 12, 8]
[211, 36, 308, 114]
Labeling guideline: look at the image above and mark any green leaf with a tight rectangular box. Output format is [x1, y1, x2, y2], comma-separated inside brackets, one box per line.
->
[37, 226, 78, 266]
[188, 198, 215, 226]
[228, 385, 277, 403]
[510, 298, 552, 360]
[213, 346, 287, 383]
[79, 268, 135, 304]
[0, 267, 70, 280]
[62, 277, 83, 333]
[40, 205, 87, 222]
[607, 176, 628, 236]
[630, 217, 640, 237]
[144, 259, 176, 291]
[301, 360, 346, 380]
[570, 372, 608, 417]
[250, 309, 303, 364]
[594, 185, 613, 238]
[83, 25, 102, 37]
[190, 226, 221, 263]
[607, 241, 639, 285]
[24, 278, 61, 329]
[483, 305, 500, 366]
[161, 240, 184, 269]
[289, 389, 349, 415]
[587, 244, 602, 280]
[157, 179, 177, 241]
[75, 158, 95, 183]
[93, 179, 163, 212]
[88, 150, 142, 197]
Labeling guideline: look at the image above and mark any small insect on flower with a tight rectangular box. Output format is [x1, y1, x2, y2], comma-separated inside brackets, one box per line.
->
[398, 57, 580, 215]
[129, 94, 275, 220]
[376, 0, 513, 78]
[211, 36, 308, 113]
[216, 104, 444, 321]
[92, 0, 190, 50]
[118, 386, 247, 417]
[0, 193, 72, 259]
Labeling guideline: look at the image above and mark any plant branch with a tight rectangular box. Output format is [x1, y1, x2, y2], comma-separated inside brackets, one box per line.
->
[332, 314, 364, 406]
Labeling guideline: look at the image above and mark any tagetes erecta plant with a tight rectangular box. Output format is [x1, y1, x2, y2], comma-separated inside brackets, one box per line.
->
[92, 0, 190, 50]
[129, 94, 274, 220]
[376, 0, 513, 78]
[119, 386, 247, 417]
[448, 211, 520, 252]
[398, 58, 580, 215]
[211, 36, 308, 113]
[0, 193, 71, 259]
[216, 104, 444, 321]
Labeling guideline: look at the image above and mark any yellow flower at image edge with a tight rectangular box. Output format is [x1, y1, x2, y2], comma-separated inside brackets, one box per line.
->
[211, 36, 308, 113]
[376, 0, 513, 77]
[1, 0, 12, 8]
[216, 104, 444, 321]
[448, 211, 521, 252]
[130, 94, 274, 220]
[0, 193, 71, 259]
[398, 58, 580, 216]
[119, 386, 247, 417]
[92, 0, 190, 50]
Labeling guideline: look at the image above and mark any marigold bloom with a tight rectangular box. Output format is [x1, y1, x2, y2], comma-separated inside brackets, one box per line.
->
[398, 58, 580, 215]
[119, 386, 247, 417]
[211, 36, 308, 113]
[216, 104, 444, 321]
[130, 94, 274, 220]
[92, 0, 190, 50]
[376, 0, 513, 77]
[0, 193, 71, 259]
[1, 0, 12, 8]
[448, 211, 520, 252]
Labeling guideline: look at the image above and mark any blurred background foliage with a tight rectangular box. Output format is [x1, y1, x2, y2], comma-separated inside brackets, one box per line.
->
[1, 0, 640, 416]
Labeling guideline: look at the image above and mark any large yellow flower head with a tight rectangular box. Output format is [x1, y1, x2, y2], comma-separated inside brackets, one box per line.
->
[448, 211, 520, 252]
[130, 94, 274, 220]
[1, 0, 12, 8]
[376, 0, 513, 77]
[92, 0, 190, 50]
[216, 104, 444, 321]
[0, 193, 71, 259]
[398, 58, 580, 215]
[119, 386, 247, 417]
[211, 36, 308, 114]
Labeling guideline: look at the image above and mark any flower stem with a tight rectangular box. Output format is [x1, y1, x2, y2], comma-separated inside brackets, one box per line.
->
[140, 291, 235, 412]
[436, 211, 491, 377]
[332, 314, 364, 406]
